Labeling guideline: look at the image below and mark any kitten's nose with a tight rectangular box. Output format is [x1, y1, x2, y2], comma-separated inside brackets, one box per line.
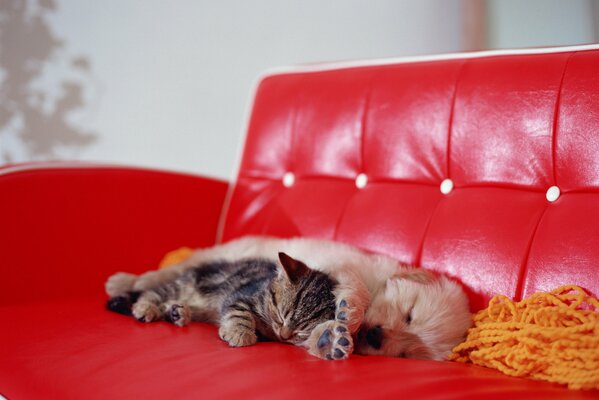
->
[365, 325, 383, 349]
[280, 326, 293, 340]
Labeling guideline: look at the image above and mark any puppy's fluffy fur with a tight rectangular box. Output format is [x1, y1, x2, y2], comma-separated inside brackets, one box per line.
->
[106, 236, 471, 360]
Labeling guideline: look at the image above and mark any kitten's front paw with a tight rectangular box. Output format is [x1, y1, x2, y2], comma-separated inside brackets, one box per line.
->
[132, 301, 161, 323]
[105, 272, 137, 297]
[218, 325, 257, 347]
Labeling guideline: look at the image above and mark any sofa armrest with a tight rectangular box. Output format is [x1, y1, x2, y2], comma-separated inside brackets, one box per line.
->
[0, 162, 229, 305]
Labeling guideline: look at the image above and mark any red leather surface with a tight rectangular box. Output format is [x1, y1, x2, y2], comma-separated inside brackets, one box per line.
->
[556, 51, 599, 190]
[222, 48, 599, 311]
[0, 164, 228, 305]
[2, 298, 597, 400]
[4, 47, 599, 399]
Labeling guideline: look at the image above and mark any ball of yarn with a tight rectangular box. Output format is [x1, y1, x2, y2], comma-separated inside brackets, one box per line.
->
[450, 285, 599, 390]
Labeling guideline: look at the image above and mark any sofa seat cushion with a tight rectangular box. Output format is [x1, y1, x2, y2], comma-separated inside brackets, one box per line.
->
[2, 298, 597, 400]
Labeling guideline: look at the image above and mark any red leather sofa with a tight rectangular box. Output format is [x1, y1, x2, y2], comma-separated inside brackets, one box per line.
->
[2, 44, 599, 399]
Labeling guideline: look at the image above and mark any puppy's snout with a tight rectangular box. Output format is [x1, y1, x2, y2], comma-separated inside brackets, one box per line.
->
[365, 325, 383, 349]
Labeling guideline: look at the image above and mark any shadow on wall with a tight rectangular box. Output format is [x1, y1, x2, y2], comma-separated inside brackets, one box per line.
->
[0, 0, 96, 163]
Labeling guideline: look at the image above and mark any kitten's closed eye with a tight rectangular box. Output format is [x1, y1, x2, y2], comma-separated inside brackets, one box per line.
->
[288, 330, 310, 345]
[295, 331, 310, 339]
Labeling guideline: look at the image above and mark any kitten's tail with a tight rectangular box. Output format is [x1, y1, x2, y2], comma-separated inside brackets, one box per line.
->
[106, 291, 142, 316]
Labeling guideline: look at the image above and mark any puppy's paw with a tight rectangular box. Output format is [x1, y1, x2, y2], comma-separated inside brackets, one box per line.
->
[132, 301, 161, 323]
[334, 294, 365, 334]
[218, 325, 257, 347]
[166, 303, 191, 327]
[105, 272, 137, 297]
[307, 310, 354, 360]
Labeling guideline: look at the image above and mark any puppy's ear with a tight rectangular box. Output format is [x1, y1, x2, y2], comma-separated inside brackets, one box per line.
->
[278, 252, 310, 284]
[390, 269, 436, 285]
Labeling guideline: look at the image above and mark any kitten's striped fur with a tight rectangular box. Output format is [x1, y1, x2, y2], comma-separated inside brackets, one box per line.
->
[107, 253, 338, 348]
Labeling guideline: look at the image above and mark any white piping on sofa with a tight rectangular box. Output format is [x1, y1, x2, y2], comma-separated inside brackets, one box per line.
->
[261, 43, 599, 77]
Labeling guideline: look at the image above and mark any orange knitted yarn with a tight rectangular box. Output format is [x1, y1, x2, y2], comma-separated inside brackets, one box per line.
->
[450, 285, 599, 390]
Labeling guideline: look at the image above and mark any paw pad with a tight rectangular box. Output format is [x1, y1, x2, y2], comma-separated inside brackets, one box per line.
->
[166, 304, 190, 327]
[169, 305, 183, 322]
[308, 297, 355, 361]
[317, 329, 332, 349]
[314, 322, 353, 361]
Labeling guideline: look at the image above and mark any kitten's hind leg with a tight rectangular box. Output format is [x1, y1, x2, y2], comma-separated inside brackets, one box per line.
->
[133, 264, 188, 292]
[218, 302, 258, 347]
[105, 272, 138, 297]
[131, 281, 183, 323]
[131, 291, 164, 323]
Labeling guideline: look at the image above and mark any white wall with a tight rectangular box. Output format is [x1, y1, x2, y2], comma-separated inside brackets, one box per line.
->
[0, 0, 462, 179]
[3, 1, 596, 180]
[487, 0, 596, 48]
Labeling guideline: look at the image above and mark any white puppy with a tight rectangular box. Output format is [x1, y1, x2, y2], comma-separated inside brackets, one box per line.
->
[106, 236, 471, 360]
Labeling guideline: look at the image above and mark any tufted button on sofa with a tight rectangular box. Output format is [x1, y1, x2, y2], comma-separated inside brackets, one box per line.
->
[2, 44, 599, 399]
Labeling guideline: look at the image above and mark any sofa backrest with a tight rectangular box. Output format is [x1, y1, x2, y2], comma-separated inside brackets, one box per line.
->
[220, 45, 599, 310]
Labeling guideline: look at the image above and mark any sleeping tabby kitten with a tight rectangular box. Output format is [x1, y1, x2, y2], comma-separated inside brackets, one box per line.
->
[107, 252, 352, 357]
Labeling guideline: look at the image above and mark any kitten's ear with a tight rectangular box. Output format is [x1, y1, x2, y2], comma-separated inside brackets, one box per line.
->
[278, 252, 310, 284]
